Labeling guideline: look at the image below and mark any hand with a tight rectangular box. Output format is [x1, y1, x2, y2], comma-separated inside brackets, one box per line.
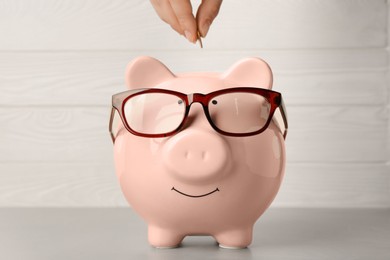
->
[150, 0, 223, 43]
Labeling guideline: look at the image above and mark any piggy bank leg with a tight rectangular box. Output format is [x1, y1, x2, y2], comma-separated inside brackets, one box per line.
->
[214, 227, 253, 249]
[148, 226, 184, 248]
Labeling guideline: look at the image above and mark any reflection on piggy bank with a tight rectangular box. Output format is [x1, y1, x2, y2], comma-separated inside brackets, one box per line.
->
[110, 56, 288, 249]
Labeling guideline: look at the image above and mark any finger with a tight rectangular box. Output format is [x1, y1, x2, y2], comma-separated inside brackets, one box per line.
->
[196, 0, 222, 37]
[168, 0, 197, 43]
[150, 0, 183, 35]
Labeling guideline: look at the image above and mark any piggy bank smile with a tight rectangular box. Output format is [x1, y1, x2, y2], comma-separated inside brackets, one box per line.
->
[171, 186, 220, 198]
[111, 56, 288, 249]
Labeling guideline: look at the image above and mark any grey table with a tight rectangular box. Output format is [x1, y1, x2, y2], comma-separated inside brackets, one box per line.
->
[0, 208, 389, 260]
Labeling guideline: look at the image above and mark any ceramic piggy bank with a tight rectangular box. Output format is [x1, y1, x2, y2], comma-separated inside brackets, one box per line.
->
[109, 56, 288, 249]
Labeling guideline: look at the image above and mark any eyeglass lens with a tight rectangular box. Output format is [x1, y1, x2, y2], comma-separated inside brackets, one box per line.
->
[123, 93, 186, 135]
[208, 92, 270, 134]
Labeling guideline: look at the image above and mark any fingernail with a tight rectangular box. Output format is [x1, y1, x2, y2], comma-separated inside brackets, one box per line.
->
[201, 20, 211, 38]
[184, 30, 195, 43]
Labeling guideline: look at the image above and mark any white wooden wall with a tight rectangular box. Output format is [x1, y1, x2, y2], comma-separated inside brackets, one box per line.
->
[0, 0, 389, 207]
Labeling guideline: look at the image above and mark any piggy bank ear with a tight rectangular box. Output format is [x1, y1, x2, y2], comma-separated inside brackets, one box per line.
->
[125, 56, 176, 89]
[222, 57, 273, 89]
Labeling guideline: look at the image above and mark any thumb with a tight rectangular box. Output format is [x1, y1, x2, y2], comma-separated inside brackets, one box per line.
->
[196, 0, 223, 37]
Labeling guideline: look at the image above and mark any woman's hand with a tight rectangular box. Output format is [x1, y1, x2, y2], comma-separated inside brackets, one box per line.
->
[150, 0, 223, 43]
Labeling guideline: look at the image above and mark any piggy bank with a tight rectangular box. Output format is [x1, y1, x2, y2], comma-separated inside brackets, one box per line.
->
[110, 56, 288, 249]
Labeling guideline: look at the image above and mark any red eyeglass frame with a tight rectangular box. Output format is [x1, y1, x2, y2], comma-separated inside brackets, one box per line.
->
[109, 87, 288, 142]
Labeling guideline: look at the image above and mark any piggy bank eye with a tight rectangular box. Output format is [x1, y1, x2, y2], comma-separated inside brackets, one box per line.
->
[178, 100, 184, 105]
[211, 100, 218, 105]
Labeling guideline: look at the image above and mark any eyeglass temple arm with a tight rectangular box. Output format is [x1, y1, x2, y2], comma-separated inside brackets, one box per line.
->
[279, 98, 288, 139]
[110, 89, 149, 143]
[109, 107, 116, 143]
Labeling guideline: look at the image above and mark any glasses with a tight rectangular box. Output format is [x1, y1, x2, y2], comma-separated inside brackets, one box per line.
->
[109, 87, 288, 143]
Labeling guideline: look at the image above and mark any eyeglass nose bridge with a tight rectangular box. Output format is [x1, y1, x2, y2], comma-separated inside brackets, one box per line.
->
[183, 92, 214, 128]
[185, 93, 210, 116]
[187, 93, 208, 105]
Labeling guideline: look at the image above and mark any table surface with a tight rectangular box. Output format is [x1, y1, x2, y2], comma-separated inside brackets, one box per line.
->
[0, 208, 389, 260]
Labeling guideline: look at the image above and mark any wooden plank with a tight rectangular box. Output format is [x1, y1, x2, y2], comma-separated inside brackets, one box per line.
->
[0, 107, 112, 162]
[0, 106, 387, 163]
[0, 163, 126, 207]
[286, 106, 388, 163]
[0, 162, 388, 207]
[0, 50, 387, 106]
[0, 0, 387, 50]
[274, 163, 390, 208]
[277, 71, 388, 106]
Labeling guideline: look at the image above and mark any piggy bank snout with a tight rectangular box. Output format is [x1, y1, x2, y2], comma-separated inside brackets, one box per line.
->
[162, 130, 230, 184]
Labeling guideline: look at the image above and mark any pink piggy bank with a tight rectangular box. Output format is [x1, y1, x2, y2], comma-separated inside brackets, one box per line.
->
[109, 56, 288, 249]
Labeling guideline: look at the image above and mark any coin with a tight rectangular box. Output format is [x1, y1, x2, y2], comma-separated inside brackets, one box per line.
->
[197, 31, 203, 48]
